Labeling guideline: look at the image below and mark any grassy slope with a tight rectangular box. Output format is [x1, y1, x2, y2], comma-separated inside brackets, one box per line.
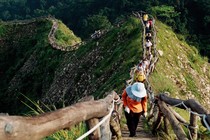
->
[90, 17, 143, 97]
[0, 19, 81, 114]
[0, 17, 143, 114]
[42, 17, 143, 107]
[150, 21, 210, 107]
[149, 20, 210, 137]
[55, 20, 81, 47]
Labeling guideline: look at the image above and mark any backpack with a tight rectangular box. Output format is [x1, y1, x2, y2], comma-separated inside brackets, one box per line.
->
[134, 70, 146, 82]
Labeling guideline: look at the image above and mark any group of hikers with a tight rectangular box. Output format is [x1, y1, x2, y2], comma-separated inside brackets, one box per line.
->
[122, 12, 154, 137]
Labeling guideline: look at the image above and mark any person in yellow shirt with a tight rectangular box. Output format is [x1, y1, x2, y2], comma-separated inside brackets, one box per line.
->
[122, 82, 147, 137]
[143, 13, 148, 25]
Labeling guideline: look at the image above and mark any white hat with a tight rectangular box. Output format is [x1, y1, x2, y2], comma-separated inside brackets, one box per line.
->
[131, 82, 146, 98]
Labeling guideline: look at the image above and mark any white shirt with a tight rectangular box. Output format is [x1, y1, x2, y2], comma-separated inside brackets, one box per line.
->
[145, 41, 152, 48]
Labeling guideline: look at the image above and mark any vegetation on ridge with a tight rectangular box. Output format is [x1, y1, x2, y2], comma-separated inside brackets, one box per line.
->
[0, 17, 143, 114]
[0, 18, 80, 114]
[55, 20, 81, 47]
[150, 20, 210, 111]
[41, 17, 143, 109]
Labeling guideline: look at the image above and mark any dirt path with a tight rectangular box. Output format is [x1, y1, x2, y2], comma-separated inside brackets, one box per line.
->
[121, 116, 157, 140]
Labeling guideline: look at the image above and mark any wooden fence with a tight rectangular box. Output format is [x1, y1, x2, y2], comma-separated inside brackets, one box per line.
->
[132, 11, 210, 140]
[0, 91, 121, 140]
[148, 93, 210, 140]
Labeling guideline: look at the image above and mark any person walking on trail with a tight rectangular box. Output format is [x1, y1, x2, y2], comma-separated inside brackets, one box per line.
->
[148, 19, 153, 30]
[145, 21, 150, 33]
[145, 39, 152, 53]
[143, 13, 148, 25]
[122, 82, 147, 137]
[134, 62, 146, 83]
[145, 33, 152, 41]
[142, 58, 150, 74]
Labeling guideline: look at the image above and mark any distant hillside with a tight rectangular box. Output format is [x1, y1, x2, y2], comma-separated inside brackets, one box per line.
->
[0, 18, 81, 114]
[0, 17, 143, 114]
[41, 17, 144, 109]
[1, 16, 209, 115]
[149, 21, 210, 109]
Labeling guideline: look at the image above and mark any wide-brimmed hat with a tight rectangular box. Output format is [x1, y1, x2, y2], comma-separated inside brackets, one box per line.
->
[130, 82, 146, 98]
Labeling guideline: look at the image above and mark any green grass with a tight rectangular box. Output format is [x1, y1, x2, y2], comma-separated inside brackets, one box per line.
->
[149, 20, 210, 139]
[0, 19, 67, 114]
[44, 122, 87, 140]
[150, 20, 210, 102]
[150, 71, 178, 94]
[21, 93, 88, 140]
[55, 20, 81, 47]
[90, 17, 143, 97]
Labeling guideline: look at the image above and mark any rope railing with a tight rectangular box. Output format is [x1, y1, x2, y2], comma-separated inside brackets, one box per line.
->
[132, 11, 210, 140]
[77, 99, 115, 140]
[153, 93, 210, 140]
[172, 101, 210, 131]
[132, 11, 157, 105]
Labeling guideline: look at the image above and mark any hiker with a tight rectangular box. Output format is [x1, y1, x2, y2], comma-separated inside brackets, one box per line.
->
[122, 82, 147, 137]
[146, 21, 150, 33]
[134, 62, 146, 83]
[147, 52, 153, 62]
[134, 70, 146, 83]
[145, 39, 152, 53]
[143, 13, 148, 25]
[142, 58, 150, 74]
[145, 33, 152, 41]
[148, 19, 153, 30]
[137, 62, 145, 73]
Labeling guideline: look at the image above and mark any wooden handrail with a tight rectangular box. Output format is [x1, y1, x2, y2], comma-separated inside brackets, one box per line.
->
[0, 91, 118, 140]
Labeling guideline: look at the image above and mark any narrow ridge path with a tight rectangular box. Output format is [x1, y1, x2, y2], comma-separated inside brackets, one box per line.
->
[121, 11, 158, 140]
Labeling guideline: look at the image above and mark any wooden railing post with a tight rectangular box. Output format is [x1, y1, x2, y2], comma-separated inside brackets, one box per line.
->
[158, 100, 188, 140]
[100, 116, 111, 140]
[82, 96, 101, 140]
[163, 117, 169, 135]
[189, 113, 197, 140]
[86, 118, 101, 140]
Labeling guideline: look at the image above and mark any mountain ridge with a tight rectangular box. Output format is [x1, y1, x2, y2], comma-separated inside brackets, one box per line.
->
[0, 16, 209, 115]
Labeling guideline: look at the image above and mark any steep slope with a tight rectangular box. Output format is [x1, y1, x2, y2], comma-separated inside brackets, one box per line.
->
[0, 17, 143, 114]
[41, 17, 144, 108]
[149, 21, 210, 109]
[2, 16, 208, 117]
[0, 18, 81, 114]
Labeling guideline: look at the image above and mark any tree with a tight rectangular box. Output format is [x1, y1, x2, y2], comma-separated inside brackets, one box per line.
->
[149, 5, 180, 28]
[83, 14, 112, 36]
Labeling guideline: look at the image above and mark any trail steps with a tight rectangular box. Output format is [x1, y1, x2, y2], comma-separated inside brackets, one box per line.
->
[121, 117, 157, 140]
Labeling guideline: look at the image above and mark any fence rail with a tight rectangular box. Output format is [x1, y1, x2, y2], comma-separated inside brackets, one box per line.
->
[0, 91, 119, 140]
[132, 11, 210, 140]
